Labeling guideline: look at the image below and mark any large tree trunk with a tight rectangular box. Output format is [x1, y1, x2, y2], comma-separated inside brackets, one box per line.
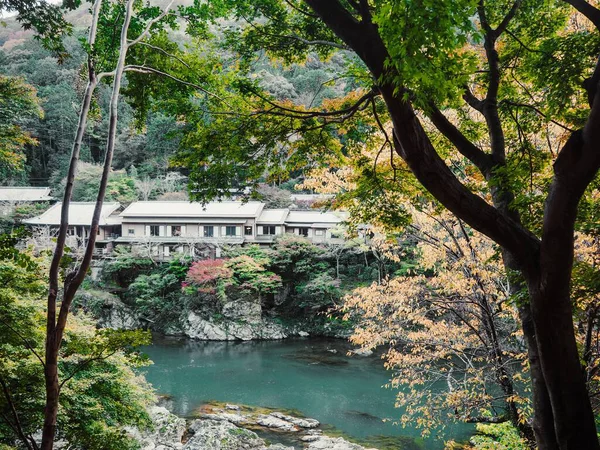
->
[518, 303, 559, 450]
[301, 1, 600, 447]
[527, 277, 598, 449]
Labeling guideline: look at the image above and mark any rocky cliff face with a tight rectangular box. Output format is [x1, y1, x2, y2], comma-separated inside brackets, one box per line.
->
[181, 311, 288, 340]
[77, 286, 351, 341]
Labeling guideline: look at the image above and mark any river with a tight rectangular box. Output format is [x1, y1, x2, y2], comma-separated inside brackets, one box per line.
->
[142, 336, 474, 449]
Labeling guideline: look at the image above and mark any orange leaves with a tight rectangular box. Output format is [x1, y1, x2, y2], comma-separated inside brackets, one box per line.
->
[341, 208, 528, 434]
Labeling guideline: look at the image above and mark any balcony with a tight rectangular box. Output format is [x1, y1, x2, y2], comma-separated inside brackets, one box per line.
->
[254, 234, 277, 243]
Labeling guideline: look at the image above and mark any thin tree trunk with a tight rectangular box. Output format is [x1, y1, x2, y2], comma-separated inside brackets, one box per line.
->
[41, 0, 178, 442]
[41, 1, 102, 447]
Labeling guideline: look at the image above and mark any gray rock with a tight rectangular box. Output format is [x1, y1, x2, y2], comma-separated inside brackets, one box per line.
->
[225, 404, 240, 411]
[128, 406, 186, 450]
[271, 412, 319, 428]
[77, 290, 140, 330]
[183, 419, 265, 450]
[349, 348, 373, 357]
[256, 414, 298, 432]
[222, 300, 262, 322]
[306, 436, 376, 450]
[298, 331, 310, 337]
[200, 412, 249, 425]
[183, 312, 287, 341]
[183, 313, 228, 340]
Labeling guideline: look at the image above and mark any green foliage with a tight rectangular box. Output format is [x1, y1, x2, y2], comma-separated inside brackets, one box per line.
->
[225, 255, 282, 295]
[127, 256, 192, 325]
[54, 162, 137, 203]
[102, 247, 155, 287]
[471, 422, 527, 449]
[373, 0, 479, 107]
[130, 273, 181, 323]
[296, 272, 341, 310]
[0, 75, 43, 179]
[0, 235, 154, 450]
[268, 234, 327, 280]
[0, 0, 75, 61]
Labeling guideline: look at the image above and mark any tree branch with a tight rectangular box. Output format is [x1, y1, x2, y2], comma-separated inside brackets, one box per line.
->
[122, 65, 229, 105]
[0, 376, 36, 450]
[270, 33, 349, 50]
[126, 0, 175, 48]
[427, 103, 493, 176]
[562, 0, 600, 30]
[0, 319, 45, 368]
[463, 86, 484, 113]
[502, 100, 575, 132]
[59, 350, 119, 391]
[130, 41, 191, 68]
[494, 0, 521, 38]
[283, 0, 319, 18]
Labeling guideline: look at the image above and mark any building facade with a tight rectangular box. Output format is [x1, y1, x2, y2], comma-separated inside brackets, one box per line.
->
[23, 202, 122, 255]
[24, 200, 348, 259]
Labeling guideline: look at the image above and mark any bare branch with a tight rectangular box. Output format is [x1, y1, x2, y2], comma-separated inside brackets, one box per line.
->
[59, 350, 119, 391]
[0, 319, 45, 368]
[126, 0, 175, 48]
[132, 41, 191, 68]
[463, 86, 484, 113]
[283, 0, 318, 17]
[0, 376, 36, 450]
[502, 100, 575, 132]
[122, 65, 230, 106]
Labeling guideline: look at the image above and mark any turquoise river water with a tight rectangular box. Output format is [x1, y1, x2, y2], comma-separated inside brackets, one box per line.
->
[142, 336, 474, 449]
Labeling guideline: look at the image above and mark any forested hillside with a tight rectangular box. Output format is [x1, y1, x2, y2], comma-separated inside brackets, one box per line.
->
[0, 3, 352, 193]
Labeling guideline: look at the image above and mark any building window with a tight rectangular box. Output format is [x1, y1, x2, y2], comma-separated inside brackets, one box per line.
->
[262, 225, 276, 235]
[244, 226, 253, 236]
[128, 228, 135, 235]
[225, 226, 237, 236]
[203, 226, 214, 237]
[298, 227, 309, 237]
[171, 225, 181, 236]
[315, 229, 324, 236]
[150, 225, 160, 236]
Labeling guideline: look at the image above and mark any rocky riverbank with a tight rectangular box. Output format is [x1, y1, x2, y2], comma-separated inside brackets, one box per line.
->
[134, 404, 378, 450]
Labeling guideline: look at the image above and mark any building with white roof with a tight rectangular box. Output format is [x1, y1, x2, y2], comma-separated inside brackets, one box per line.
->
[24, 202, 122, 253]
[0, 187, 54, 218]
[25, 200, 348, 259]
[285, 210, 347, 243]
[0, 187, 53, 202]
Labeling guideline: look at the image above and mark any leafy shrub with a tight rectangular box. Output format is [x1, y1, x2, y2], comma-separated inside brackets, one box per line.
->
[470, 422, 527, 449]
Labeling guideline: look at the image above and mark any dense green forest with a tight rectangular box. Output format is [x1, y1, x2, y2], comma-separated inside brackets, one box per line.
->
[1, 0, 600, 449]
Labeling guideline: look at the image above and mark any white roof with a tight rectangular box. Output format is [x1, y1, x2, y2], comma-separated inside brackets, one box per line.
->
[257, 209, 289, 224]
[290, 194, 335, 201]
[285, 210, 347, 226]
[24, 202, 121, 226]
[121, 201, 265, 218]
[0, 187, 53, 202]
